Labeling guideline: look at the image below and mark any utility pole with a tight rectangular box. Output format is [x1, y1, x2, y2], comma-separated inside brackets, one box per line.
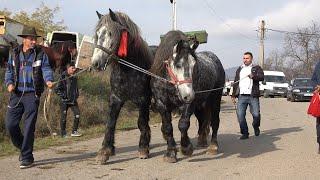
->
[259, 20, 265, 69]
[171, 0, 177, 30]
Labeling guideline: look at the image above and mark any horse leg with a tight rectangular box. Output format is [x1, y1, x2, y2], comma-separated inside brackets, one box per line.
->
[137, 103, 151, 159]
[207, 93, 222, 155]
[178, 104, 194, 156]
[195, 107, 210, 147]
[96, 94, 124, 165]
[160, 110, 177, 163]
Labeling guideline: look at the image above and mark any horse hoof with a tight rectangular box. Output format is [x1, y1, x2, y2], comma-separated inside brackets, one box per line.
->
[96, 148, 113, 165]
[138, 149, 149, 159]
[206, 144, 218, 155]
[197, 140, 208, 147]
[163, 155, 177, 163]
[180, 144, 193, 156]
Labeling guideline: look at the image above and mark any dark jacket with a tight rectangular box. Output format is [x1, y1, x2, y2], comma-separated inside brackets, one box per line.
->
[232, 64, 264, 98]
[55, 71, 79, 104]
[5, 45, 53, 96]
[311, 61, 320, 89]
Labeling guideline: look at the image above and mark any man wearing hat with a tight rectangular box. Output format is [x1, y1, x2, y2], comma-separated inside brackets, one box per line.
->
[55, 62, 82, 138]
[4, 26, 54, 169]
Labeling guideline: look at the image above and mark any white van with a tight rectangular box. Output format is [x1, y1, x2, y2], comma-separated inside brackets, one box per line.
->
[260, 70, 289, 98]
[45, 31, 83, 50]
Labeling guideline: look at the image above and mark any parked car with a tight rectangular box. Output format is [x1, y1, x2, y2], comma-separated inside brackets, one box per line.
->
[287, 78, 313, 102]
[223, 81, 233, 96]
[260, 70, 288, 98]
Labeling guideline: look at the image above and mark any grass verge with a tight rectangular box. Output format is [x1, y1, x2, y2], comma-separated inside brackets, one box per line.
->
[0, 112, 161, 158]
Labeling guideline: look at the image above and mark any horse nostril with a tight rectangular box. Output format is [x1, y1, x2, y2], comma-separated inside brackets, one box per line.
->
[93, 61, 99, 68]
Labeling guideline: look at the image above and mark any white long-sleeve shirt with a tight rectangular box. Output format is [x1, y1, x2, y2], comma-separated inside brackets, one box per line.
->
[239, 63, 253, 95]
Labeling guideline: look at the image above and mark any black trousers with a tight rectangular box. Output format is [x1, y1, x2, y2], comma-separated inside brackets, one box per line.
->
[317, 118, 320, 144]
[5, 93, 39, 161]
[60, 102, 80, 134]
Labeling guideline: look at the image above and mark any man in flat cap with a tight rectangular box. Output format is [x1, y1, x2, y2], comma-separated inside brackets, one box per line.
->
[4, 26, 54, 169]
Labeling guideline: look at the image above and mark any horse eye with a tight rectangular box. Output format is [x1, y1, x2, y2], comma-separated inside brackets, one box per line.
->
[108, 32, 112, 36]
[175, 62, 182, 68]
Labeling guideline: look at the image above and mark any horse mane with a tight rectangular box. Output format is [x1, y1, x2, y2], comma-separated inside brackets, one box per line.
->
[41, 46, 63, 70]
[95, 11, 153, 69]
[41, 40, 77, 71]
[150, 30, 188, 76]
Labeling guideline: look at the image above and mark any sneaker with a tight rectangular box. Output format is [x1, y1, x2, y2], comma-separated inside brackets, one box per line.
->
[71, 131, 82, 137]
[239, 134, 249, 140]
[20, 160, 34, 169]
[61, 134, 68, 138]
[254, 127, 260, 136]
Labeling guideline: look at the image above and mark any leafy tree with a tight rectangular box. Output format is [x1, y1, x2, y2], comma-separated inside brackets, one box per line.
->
[0, 8, 12, 17]
[1, 2, 67, 34]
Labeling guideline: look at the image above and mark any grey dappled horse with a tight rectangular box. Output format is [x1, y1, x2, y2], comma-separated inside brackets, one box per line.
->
[91, 9, 154, 164]
[150, 30, 225, 162]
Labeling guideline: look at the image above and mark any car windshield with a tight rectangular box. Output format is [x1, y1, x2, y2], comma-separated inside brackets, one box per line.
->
[265, 75, 286, 83]
[293, 78, 312, 87]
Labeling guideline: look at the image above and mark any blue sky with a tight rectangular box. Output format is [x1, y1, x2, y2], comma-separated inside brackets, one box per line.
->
[2, 0, 320, 69]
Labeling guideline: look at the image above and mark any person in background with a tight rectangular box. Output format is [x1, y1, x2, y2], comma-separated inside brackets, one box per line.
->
[231, 52, 264, 140]
[311, 60, 320, 154]
[5, 26, 54, 169]
[55, 62, 82, 138]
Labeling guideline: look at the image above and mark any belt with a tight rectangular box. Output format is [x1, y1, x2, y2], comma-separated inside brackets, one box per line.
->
[240, 94, 251, 96]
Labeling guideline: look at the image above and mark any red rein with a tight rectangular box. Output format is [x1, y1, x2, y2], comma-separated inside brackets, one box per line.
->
[165, 63, 192, 85]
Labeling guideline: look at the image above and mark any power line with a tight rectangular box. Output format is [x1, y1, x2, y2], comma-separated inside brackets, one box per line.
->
[202, 0, 257, 42]
[266, 28, 320, 36]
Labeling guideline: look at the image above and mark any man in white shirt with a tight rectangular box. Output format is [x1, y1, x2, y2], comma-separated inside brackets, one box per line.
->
[231, 52, 264, 139]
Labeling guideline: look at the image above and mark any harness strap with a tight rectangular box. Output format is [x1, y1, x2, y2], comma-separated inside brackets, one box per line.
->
[164, 60, 192, 85]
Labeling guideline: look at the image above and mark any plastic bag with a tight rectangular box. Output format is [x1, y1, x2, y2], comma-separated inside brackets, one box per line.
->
[307, 93, 320, 117]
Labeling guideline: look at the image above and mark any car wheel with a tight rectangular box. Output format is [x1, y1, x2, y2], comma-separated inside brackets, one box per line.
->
[287, 97, 290, 101]
[263, 91, 269, 98]
[290, 97, 295, 102]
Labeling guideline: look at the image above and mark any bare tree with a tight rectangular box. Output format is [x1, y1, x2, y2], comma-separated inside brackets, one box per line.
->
[264, 49, 286, 71]
[284, 22, 320, 76]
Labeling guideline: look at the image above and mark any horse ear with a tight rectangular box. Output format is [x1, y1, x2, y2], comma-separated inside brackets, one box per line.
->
[109, 8, 119, 22]
[173, 40, 184, 59]
[190, 40, 199, 51]
[96, 11, 103, 19]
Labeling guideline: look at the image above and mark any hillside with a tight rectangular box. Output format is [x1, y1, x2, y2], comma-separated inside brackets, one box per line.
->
[224, 66, 238, 81]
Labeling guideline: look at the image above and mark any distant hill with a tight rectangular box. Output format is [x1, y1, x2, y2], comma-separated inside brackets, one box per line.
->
[224, 66, 239, 81]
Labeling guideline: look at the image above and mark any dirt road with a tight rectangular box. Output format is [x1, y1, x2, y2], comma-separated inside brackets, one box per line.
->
[0, 97, 319, 180]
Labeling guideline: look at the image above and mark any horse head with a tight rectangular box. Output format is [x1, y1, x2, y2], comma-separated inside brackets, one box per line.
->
[167, 39, 198, 103]
[63, 40, 78, 61]
[48, 40, 77, 69]
[92, 9, 134, 70]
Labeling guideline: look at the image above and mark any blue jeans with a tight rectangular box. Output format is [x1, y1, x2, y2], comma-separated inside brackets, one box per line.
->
[236, 95, 261, 135]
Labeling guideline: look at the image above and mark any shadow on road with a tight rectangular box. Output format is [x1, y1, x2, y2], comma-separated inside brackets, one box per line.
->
[35, 152, 97, 166]
[35, 127, 302, 166]
[35, 142, 167, 166]
[189, 126, 303, 162]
